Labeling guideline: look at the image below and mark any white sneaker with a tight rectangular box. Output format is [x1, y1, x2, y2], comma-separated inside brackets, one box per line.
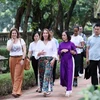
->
[65, 91, 72, 97]
[69, 90, 72, 94]
[79, 73, 83, 78]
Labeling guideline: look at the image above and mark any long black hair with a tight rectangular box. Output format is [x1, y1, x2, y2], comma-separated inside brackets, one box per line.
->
[64, 30, 71, 41]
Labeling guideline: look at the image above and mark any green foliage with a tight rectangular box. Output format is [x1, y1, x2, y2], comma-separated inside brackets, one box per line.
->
[0, 0, 21, 31]
[80, 85, 100, 100]
[0, 48, 9, 58]
[0, 0, 97, 33]
[70, 0, 98, 28]
[0, 48, 9, 72]
[58, 39, 62, 43]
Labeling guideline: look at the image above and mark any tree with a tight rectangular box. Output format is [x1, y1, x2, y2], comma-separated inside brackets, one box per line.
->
[64, 0, 77, 30]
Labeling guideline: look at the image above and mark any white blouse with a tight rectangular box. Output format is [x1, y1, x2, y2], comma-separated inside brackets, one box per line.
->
[28, 40, 41, 57]
[71, 35, 84, 54]
[7, 38, 25, 56]
[35, 40, 57, 59]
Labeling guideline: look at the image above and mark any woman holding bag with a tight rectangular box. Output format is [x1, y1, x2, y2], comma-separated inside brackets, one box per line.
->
[6, 28, 26, 98]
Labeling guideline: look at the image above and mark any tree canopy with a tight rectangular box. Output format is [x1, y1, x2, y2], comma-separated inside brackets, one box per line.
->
[0, 0, 98, 37]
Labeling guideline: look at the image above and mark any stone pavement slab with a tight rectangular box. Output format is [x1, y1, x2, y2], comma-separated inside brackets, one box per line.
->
[0, 77, 91, 100]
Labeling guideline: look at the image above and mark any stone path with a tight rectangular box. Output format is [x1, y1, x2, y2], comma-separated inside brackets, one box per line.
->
[0, 76, 91, 100]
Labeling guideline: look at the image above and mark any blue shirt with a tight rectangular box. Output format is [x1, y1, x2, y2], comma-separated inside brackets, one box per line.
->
[87, 34, 100, 60]
[52, 37, 59, 49]
[79, 33, 87, 44]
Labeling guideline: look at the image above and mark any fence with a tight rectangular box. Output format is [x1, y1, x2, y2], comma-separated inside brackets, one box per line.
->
[0, 31, 92, 46]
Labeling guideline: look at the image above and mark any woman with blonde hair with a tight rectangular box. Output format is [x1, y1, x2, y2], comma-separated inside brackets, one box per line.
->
[7, 28, 26, 98]
[35, 28, 57, 97]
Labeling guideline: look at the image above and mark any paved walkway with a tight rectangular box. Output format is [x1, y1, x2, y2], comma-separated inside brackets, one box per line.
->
[1, 77, 91, 100]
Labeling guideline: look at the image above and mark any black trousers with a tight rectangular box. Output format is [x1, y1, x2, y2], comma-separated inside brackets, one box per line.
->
[31, 56, 38, 85]
[79, 52, 84, 74]
[53, 60, 57, 83]
[73, 54, 82, 77]
[90, 60, 100, 85]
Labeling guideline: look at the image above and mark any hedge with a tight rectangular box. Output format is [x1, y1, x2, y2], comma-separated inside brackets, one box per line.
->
[0, 48, 9, 72]
[0, 48, 9, 58]
[0, 64, 60, 96]
[0, 68, 35, 96]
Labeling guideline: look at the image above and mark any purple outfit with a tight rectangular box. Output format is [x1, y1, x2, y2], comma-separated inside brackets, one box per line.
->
[58, 41, 76, 91]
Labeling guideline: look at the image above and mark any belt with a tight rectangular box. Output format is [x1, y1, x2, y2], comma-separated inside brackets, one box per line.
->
[39, 56, 53, 60]
[10, 56, 22, 57]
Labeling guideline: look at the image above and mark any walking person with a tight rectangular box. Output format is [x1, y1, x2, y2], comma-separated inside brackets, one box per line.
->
[71, 26, 84, 87]
[86, 23, 100, 89]
[28, 32, 41, 87]
[35, 28, 57, 97]
[6, 28, 26, 98]
[78, 26, 87, 77]
[58, 31, 77, 97]
[49, 29, 59, 83]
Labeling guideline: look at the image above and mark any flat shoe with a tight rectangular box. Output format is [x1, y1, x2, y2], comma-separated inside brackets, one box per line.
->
[36, 88, 42, 93]
[12, 94, 19, 98]
[43, 92, 51, 97]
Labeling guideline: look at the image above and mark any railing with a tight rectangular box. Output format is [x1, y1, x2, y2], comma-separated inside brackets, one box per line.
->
[0, 33, 9, 45]
[0, 31, 92, 46]
[0, 32, 33, 46]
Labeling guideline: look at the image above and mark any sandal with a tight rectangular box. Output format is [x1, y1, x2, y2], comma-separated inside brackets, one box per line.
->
[43, 92, 51, 97]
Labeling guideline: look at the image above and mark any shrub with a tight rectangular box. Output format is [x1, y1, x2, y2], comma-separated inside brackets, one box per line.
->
[0, 48, 9, 72]
[80, 85, 100, 100]
[0, 48, 9, 58]
[58, 39, 62, 44]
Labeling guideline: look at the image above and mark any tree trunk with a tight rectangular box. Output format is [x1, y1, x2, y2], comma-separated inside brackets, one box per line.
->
[65, 0, 77, 30]
[53, 0, 63, 37]
[58, 0, 63, 34]
[81, 11, 91, 28]
[23, 0, 32, 44]
[15, 1, 26, 30]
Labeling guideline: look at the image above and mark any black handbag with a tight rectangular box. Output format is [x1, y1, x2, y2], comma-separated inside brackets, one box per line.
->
[82, 48, 86, 58]
[84, 64, 91, 79]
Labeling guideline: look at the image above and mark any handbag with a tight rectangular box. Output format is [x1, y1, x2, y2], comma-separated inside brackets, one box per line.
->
[24, 57, 30, 70]
[82, 48, 86, 58]
[84, 64, 91, 79]
[19, 38, 30, 70]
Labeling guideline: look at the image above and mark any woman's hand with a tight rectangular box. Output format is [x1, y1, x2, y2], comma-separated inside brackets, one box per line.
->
[70, 50, 76, 55]
[76, 45, 83, 49]
[50, 58, 55, 67]
[61, 49, 68, 53]
[38, 50, 46, 56]
[86, 58, 90, 65]
[20, 60, 24, 66]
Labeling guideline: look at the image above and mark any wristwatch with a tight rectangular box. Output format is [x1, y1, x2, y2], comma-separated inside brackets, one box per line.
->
[22, 58, 25, 60]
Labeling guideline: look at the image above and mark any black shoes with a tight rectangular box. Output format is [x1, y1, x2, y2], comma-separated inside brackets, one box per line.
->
[12, 94, 20, 98]
[73, 78, 78, 87]
[36, 88, 42, 93]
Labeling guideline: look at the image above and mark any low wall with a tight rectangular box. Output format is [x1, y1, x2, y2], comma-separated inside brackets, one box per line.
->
[0, 31, 92, 46]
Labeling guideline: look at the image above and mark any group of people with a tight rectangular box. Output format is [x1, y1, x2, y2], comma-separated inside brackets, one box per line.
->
[6, 23, 100, 98]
